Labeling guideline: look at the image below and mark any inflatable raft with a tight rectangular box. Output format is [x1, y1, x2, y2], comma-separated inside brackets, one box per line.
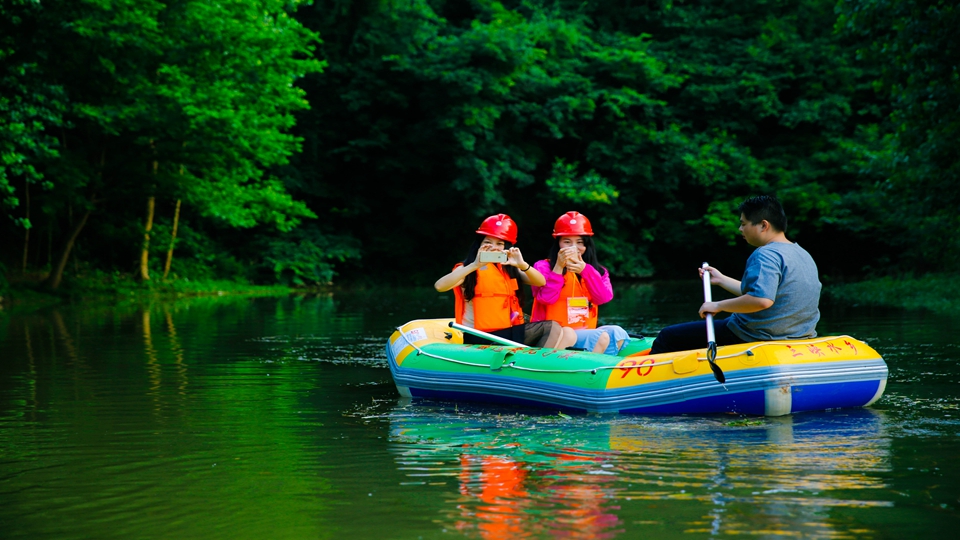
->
[385, 318, 888, 417]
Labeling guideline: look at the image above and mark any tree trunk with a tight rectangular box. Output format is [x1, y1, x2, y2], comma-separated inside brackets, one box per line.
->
[139, 195, 155, 281]
[162, 199, 181, 280]
[43, 207, 92, 290]
[140, 147, 158, 282]
[22, 180, 30, 273]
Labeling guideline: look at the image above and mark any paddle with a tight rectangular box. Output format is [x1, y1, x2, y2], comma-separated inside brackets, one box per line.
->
[448, 322, 529, 348]
[701, 262, 726, 384]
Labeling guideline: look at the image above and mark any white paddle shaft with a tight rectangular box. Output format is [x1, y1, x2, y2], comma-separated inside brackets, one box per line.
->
[702, 262, 716, 343]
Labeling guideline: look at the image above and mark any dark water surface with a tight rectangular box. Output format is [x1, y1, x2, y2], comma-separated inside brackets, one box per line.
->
[1, 283, 958, 539]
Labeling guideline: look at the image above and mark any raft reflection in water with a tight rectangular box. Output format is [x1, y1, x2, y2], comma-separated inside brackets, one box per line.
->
[388, 406, 891, 537]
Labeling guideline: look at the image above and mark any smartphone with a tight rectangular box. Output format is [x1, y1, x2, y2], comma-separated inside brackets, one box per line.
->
[478, 251, 508, 263]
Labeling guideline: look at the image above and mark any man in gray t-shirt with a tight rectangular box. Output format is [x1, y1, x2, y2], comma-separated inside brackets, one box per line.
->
[650, 195, 821, 355]
[726, 241, 820, 341]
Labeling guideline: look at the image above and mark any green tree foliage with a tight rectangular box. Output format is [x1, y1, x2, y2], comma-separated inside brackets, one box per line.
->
[147, 0, 324, 230]
[0, 0, 65, 228]
[53, 0, 322, 229]
[253, 225, 361, 286]
[294, 0, 697, 278]
[836, 0, 960, 270]
[293, 0, 893, 280]
[1, 0, 325, 287]
[1, 0, 955, 289]
[569, 0, 891, 272]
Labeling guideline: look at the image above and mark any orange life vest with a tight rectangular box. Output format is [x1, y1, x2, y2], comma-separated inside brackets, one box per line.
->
[453, 262, 524, 332]
[533, 269, 599, 329]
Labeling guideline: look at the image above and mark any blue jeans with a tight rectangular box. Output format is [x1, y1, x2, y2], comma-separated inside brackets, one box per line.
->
[574, 325, 630, 355]
[649, 318, 745, 355]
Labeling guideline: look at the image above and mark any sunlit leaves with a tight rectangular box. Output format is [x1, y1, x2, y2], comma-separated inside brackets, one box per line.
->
[0, 0, 66, 227]
[0, 0, 328, 287]
[545, 159, 618, 205]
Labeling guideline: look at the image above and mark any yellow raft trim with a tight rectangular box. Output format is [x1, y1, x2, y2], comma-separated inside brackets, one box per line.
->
[604, 336, 881, 390]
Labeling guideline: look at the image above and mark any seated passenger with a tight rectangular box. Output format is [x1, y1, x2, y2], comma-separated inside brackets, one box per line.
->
[529, 211, 630, 355]
[435, 213, 577, 349]
[650, 195, 821, 355]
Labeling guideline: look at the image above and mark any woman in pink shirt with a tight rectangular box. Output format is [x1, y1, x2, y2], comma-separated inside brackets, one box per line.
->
[530, 211, 630, 355]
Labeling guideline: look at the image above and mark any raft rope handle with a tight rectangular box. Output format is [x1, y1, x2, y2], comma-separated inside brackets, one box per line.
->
[394, 326, 860, 375]
[394, 325, 678, 374]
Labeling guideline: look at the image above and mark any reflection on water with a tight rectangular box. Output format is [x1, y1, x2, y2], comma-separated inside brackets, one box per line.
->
[1, 285, 959, 538]
[0, 296, 359, 540]
[388, 404, 891, 537]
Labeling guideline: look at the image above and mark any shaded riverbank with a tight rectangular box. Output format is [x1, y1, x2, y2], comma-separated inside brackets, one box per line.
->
[4, 271, 958, 318]
[823, 273, 958, 315]
[0, 272, 296, 316]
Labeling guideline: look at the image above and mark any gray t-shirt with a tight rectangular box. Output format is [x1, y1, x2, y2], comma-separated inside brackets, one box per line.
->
[726, 242, 821, 341]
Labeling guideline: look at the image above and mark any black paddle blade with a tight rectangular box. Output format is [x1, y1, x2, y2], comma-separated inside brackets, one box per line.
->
[706, 342, 725, 384]
[708, 361, 725, 384]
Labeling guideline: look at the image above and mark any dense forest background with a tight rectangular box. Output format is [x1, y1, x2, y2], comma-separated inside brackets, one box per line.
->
[2, 0, 957, 292]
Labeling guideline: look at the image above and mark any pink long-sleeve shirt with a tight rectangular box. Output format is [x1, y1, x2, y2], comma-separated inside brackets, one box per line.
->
[529, 259, 614, 322]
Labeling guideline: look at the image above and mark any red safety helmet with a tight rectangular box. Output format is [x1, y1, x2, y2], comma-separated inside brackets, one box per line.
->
[552, 211, 594, 237]
[475, 213, 518, 244]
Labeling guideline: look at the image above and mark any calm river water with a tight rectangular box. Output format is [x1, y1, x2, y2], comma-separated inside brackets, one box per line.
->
[1, 283, 958, 539]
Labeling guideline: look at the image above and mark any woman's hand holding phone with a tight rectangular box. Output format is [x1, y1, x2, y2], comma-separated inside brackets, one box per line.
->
[563, 247, 585, 274]
[504, 247, 524, 268]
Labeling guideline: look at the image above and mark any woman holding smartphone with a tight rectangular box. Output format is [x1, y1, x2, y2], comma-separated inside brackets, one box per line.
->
[435, 214, 577, 349]
[530, 211, 630, 355]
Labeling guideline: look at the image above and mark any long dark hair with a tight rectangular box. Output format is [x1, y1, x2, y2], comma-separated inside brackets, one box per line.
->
[546, 235, 607, 278]
[460, 237, 524, 301]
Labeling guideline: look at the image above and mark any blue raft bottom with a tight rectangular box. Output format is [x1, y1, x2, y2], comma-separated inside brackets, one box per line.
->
[406, 379, 884, 416]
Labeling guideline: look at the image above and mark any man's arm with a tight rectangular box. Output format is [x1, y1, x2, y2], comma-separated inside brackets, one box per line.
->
[699, 294, 773, 318]
[700, 265, 741, 296]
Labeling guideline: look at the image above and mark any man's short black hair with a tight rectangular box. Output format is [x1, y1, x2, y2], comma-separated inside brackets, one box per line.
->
[738, 195, 787, 233]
